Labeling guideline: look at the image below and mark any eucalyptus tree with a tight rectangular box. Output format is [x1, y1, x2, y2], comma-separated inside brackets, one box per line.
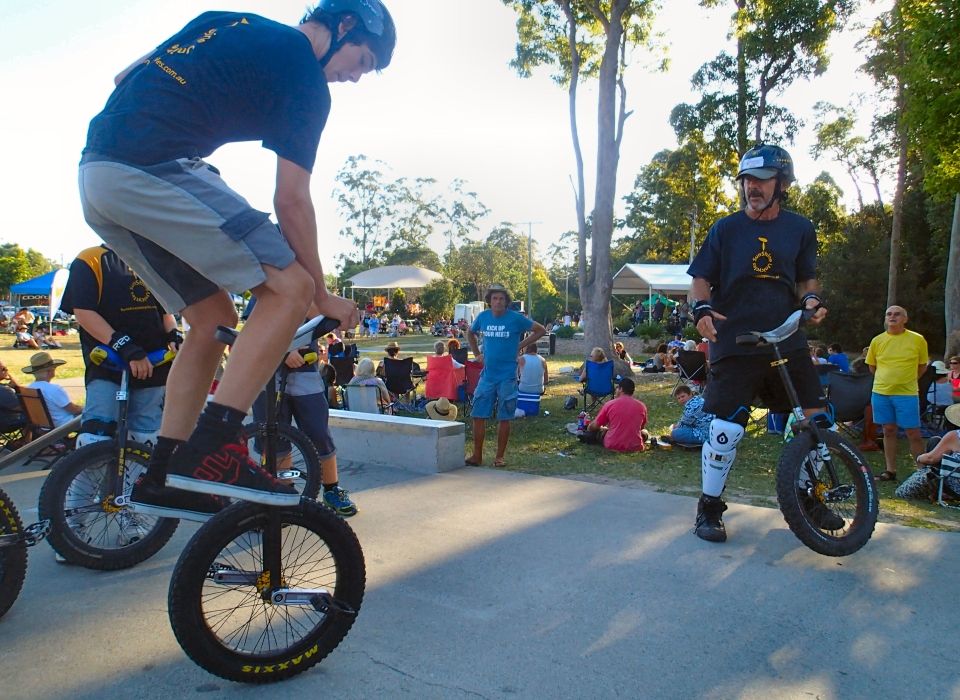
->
[501, 0, 664, 359]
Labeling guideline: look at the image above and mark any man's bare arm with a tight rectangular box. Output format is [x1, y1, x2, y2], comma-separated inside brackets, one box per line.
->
[796, 279, 827, 324]
[115, 53, 152, 85]
[73, 309, 117, 345]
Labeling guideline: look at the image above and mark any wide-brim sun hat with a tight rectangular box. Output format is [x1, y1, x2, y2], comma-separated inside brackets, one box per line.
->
[426, 397, 458, 421]
[931, 360, 949, 375]
[23, 351, 66, 374]
[484, 283, 512, 305]
[385, 341, 401, 351]
[945, 404, 960, 427]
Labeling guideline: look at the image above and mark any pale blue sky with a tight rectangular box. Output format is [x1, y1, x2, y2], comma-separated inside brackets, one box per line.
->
[0, 0, 889, 275]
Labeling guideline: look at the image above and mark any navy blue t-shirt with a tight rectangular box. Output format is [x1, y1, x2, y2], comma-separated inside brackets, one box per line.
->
[84, 12, 331, 172]
[687, 209, 817, 362]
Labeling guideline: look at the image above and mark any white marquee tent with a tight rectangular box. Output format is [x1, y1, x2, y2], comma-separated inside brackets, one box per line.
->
[611, 264, 692, 320]
[345, 265, 444, 292]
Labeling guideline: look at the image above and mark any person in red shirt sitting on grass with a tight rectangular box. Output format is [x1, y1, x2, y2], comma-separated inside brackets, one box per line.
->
[583, 376, 649, 451]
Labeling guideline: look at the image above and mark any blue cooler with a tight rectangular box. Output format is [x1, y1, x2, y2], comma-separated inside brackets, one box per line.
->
[517, 392, 541, 416]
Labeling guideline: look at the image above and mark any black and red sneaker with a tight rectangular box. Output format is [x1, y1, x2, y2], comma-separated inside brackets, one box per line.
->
[165, 439, 300, 506]
[130, 470, 228, 522]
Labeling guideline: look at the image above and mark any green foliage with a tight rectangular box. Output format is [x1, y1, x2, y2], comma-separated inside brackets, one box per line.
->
[554, 324, 576, 339]
[620, 130, 737, 263]
[0, 243, 54, 297]
[613, 311, 634, 332]
[682, 324, 702, 342]
[634, 321, 666, 340]
[383, 246, 443, 271]
[418, 278, 461, 322]
[531, 267, 563, 324]
[333, 155, 400, 265]
[444, 225, 528, 303]
[390, 288, 406, 315]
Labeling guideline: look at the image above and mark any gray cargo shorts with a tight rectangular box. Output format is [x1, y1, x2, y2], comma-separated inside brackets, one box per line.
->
[78, 153, 296, 314]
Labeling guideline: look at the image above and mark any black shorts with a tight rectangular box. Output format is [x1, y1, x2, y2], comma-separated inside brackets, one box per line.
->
[702, 349, 828, 422]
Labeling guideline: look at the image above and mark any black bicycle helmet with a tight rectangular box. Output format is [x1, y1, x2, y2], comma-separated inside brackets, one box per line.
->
[736, 143, 795, 184]
[305, 0, 396, 69]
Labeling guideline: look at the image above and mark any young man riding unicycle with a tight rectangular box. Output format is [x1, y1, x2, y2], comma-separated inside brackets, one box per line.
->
[79, 1, 395, 517]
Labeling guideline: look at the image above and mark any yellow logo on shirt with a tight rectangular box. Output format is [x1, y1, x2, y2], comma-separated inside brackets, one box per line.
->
[130, 278, 151, 304]
[752, 237, 773, 274]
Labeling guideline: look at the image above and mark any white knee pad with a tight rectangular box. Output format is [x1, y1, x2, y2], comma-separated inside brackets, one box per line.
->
[128, 431, 158, 450]
[701, 419, 745, 497]
[75, 432, 113, 448]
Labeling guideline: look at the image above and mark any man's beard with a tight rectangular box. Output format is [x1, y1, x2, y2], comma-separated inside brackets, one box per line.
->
[745, 188, 773, 212]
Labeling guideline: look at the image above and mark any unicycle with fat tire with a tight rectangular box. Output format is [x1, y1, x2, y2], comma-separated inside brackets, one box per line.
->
[737, 309, 878, 556]
[38, 347, 181, 570]
[0, 485, 50, 619]
[167, 315, 365, 683]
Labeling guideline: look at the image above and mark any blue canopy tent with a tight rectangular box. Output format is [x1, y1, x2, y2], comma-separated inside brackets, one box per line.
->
[10, 269, 59, 299]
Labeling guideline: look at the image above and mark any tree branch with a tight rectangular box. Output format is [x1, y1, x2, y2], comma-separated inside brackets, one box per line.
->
[583, 1, 610, 33]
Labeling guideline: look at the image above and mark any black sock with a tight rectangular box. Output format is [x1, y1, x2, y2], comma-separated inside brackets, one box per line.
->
[323, 481, 338, 493]
[147, 436, 184, 480]
[185, 402, 247, 455]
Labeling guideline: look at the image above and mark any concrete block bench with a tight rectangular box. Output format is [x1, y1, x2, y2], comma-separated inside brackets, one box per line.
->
[327, 410, 466, 473]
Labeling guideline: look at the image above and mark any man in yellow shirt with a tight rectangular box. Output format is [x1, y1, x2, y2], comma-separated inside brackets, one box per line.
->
[866, 306, 929, 482]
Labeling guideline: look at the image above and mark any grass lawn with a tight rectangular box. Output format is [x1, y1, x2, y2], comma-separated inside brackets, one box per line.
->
[0, 334, 86, 385]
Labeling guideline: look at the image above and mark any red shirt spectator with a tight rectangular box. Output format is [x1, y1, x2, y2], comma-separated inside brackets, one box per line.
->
[591, 378, 648, 451]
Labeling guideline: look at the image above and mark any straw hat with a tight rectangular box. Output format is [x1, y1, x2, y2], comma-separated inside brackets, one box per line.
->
[23, 351, 66, 374]
[931, 360, 949, 375]
[385, 341, 401, 351]
[945, 404, 960, 427]
[426, 397, 458, 421]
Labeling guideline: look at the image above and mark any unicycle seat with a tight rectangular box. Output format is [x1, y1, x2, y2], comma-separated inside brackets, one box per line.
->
[736, 309, 803, 347]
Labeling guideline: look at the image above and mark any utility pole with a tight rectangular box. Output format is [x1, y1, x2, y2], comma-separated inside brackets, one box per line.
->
[515, 221, 541, 316]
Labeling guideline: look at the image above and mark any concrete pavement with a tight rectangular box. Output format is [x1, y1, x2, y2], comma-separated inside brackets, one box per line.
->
[0, 460, 957, 699]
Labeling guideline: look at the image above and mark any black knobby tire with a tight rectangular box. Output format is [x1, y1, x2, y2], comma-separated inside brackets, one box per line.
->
[241, 423, 322, 500]
[168, 498, 365, 683]
[38, 441, 179, 570]
[0, 486, 27, 620]
[776, 430, 878, 557]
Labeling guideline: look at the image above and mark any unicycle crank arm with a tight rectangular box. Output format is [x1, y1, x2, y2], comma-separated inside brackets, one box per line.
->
[270, 588, 331, 606]
[0, 520, 50, 548]
[309, 591, 357, 616]
[209, 567, 262, 586]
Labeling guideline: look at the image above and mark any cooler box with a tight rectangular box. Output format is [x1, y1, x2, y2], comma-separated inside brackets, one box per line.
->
[517, 392, 542, 416]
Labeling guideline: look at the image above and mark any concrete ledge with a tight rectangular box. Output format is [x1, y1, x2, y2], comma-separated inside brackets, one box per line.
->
[328, 410, 465, 473]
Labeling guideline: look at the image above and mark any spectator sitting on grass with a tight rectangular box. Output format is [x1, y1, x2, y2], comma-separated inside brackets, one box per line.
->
[668, 331, 685, 351]
[582, 377, 649, 451]
[613, 341, 632, 364]
[446, 338, 461, 353]
[827, 343, 849, 372]
[665, 384, 714, 446]
[16, 326, 40, 349]
[34, 327, 63, 349]
[642, 343, 672, 373]
[22, 352, 82, 427]
[896, 410, 960, 501]
[579, 347, 608, 382]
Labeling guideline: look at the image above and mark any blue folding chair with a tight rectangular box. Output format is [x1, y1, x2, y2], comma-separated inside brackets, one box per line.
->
[579, 360, 615, 412]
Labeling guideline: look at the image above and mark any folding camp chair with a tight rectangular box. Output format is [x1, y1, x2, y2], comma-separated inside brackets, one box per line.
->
[329, 357, 355, 386]
[673, 350, 708, 393]
[16, 387, 75, 469]
[383, 357, 420, 411]
[327, 340, 345, 358]
[827, 370, 874, 442]
[918, 365, 948, 436]
[934, 453, 960, 509]
[343, 385, 385, 415]
[462, 360, 483, 416]
[450, 347, 469, 366]
[579, 360, 615, 412]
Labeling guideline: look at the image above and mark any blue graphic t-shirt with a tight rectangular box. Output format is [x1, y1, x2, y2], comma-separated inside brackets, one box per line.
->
[471, 309, 534, 383]
[687, 209, 817, 362]
[84, 12, 331, 172]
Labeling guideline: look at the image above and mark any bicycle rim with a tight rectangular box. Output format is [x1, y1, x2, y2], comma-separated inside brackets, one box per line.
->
[777, 431, 877, 556]
[168, 499, 364, 682]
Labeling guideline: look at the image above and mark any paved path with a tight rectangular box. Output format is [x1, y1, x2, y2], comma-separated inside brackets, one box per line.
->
[1, 461, 957, 699]
[51, 376, 84, 403]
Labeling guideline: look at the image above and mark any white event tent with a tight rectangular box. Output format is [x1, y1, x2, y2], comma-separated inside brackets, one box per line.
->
[611, 264, 692, 320]
[344, 265, 444, 297]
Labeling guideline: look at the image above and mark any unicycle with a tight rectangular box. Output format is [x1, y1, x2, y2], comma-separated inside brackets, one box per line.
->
[0, 486, 50, 619]
[167, 316, 365, 683]
[39, 346, 181, 570]
[737, 309, 878, 556]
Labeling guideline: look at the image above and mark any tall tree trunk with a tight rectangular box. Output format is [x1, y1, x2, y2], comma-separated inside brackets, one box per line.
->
[887, 5, 908, 309]
[946, 194, 960, 357]
[735, 0, 747, 156]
